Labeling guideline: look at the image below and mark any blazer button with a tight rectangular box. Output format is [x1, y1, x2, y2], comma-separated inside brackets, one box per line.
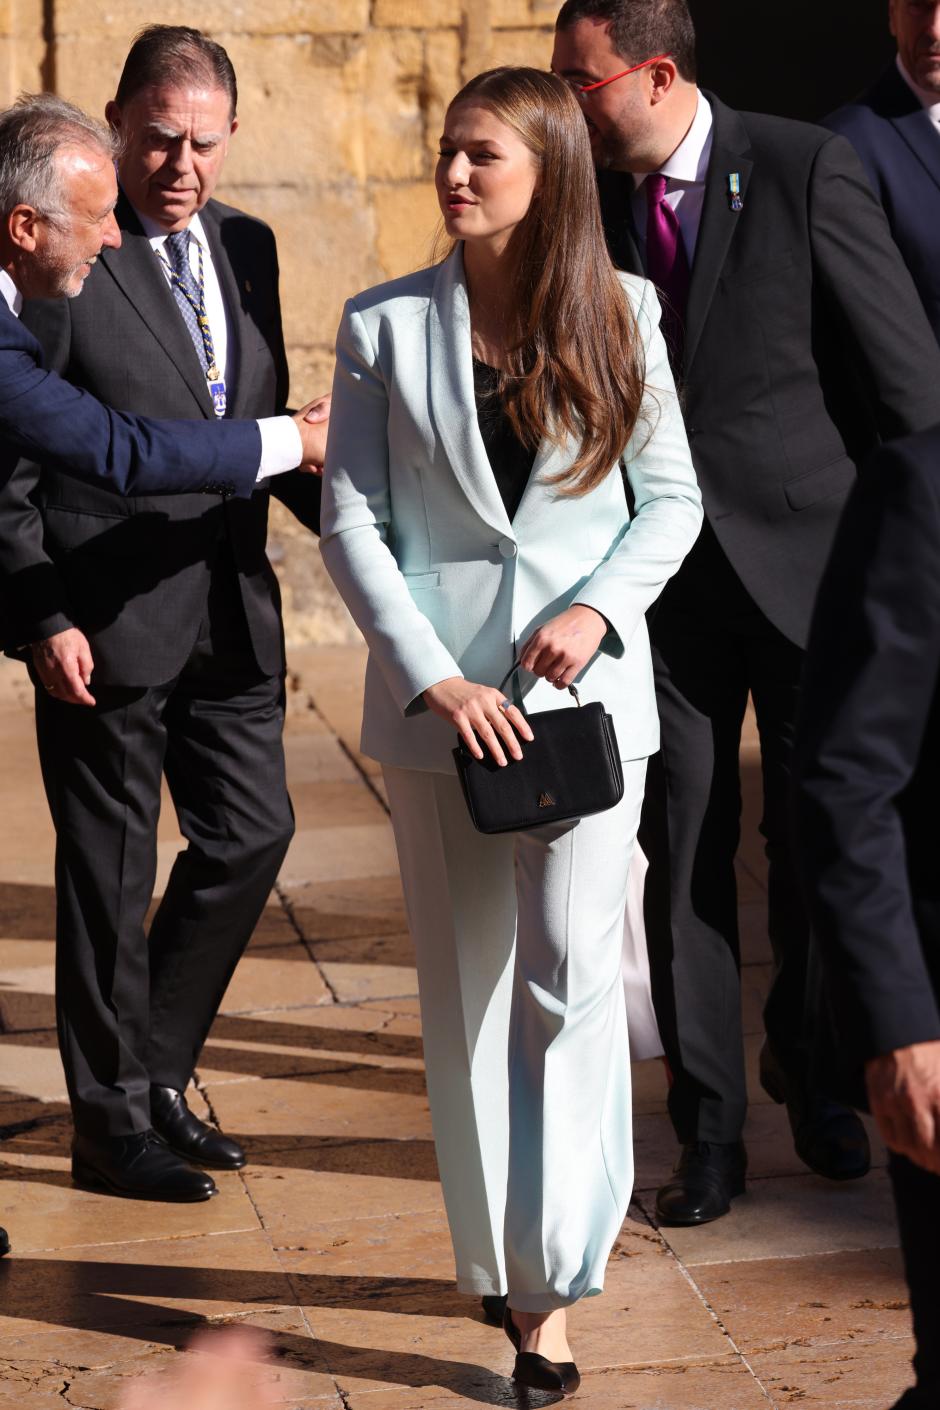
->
[497, 537, 517, 559]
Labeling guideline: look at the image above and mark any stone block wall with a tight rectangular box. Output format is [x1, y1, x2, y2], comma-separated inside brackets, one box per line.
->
[1, 0, 558, 645]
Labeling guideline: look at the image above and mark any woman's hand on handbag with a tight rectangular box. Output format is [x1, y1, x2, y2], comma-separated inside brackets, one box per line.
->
[422, 677, 534, 766]
[519, 606, 609, 689]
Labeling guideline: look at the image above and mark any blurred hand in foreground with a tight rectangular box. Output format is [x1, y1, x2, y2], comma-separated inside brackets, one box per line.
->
[119, 1326, 279, 1410]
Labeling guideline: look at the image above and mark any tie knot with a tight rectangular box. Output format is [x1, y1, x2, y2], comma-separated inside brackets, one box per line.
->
[165, 229, 191, 276]
[645, 173, 668, 207]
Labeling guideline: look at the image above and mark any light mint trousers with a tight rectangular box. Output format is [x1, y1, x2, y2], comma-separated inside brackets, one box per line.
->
[383, 760, 646, 1312]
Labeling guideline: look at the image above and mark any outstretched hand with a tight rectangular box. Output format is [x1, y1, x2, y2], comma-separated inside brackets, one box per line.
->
[293, 393, 332, 474]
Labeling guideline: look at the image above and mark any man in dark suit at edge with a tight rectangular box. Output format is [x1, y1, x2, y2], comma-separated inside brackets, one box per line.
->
[552, 0, 940, 1225]
[0, 28, 325, 1204]
[825, 0, 940, 344]
[795, 427, 940, 1410]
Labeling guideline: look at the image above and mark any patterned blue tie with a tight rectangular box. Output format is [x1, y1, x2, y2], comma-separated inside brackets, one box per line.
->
[164, 229, 208, 371]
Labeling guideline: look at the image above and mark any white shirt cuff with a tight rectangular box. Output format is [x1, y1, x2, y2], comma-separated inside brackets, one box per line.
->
[255, 416, 303, 481]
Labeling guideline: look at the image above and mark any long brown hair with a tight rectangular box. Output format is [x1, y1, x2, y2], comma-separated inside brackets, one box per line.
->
[441, 67, 650, 496]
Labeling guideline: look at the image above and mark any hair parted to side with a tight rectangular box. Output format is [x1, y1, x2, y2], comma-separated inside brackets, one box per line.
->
[441, 66, 650, 497]
[556, 0, 697, 82]
[0, 92, 118, 220]
[115, 25, 238, 119]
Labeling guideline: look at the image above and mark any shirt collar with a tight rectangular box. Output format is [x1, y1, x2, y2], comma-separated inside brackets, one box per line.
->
[896, 54, 940, 121]
[133, 205, 210, 255]
[633, 92, 714, 190]
[0, 269, 23, 317]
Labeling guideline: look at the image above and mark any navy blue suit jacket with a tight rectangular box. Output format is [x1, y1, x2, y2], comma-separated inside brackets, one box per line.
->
[0, 295, 262, 498]
[825, 64, 940, 344]
[795, 427, 940, 1102]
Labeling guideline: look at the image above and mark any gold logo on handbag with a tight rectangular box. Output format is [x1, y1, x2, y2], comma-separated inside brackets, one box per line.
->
[538, 792, 555, 808]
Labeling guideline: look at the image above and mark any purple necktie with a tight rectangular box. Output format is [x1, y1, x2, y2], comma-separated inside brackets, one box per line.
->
[645, 173, 690, 366]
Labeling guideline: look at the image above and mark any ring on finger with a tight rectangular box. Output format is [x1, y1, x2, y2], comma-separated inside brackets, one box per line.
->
[498, 698, 512, 713]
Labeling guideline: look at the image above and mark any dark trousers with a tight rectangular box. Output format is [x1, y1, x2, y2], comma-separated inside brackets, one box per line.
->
[641, 526, 810, 1143]
[888, 1152, 940, 1408]
[34, 551, 294, 1139]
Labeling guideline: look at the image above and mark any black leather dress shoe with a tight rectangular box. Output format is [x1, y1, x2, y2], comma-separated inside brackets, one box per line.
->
[72, 1130, 217, 1202]
[0, 1226, 9, 1256]
[656, 1140, 747, 1225]
[150, 1086, 246, 1170]
[503, 1304, 580, 1395]
[760, 1048, 871, 1182]
[481, 1293, 507, 1325]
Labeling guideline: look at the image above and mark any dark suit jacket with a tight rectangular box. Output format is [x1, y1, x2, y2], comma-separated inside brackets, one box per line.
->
[825, 64, 940, 344]
[599, 93, 940, 647]
[794, 428, 940, 1101]
[0, 295, 260, 500]
[0, 193, 320, 685]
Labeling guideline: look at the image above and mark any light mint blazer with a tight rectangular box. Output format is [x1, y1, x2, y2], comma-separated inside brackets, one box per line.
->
[320, 247, 703, 773]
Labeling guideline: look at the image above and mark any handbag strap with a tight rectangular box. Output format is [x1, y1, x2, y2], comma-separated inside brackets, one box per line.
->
[499, 658, 582, 706]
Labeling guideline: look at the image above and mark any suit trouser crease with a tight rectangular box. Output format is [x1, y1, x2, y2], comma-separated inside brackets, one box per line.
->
[640, 535, 810, 1144]
[383, 760, 645, 1311]
[35, 560, 294, 1138]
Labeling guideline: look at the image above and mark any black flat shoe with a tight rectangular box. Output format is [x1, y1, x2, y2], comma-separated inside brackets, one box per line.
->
[72, 1130, 217, 1202]
[514, 1353, 581, 1395]
[503, 1304, 580, 1394]
[760, 1047, 871, 1182]
[656, 1140, 747, 1225]
[0, 1226, 9, 1257]
[481, 1293, 507, 1326]
[151, 1085, 246, 1171]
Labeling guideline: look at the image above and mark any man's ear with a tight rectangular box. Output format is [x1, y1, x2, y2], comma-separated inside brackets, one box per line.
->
[649, 58, 680, 106]
[104, 99, 122, 133]
[8, 205, 41, 254]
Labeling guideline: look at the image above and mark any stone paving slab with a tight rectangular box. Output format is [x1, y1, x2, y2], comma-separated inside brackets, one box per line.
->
[0, 648, 917, 1409]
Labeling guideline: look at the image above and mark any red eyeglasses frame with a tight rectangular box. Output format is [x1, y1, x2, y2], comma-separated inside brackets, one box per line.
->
[576, 53, 673, 94]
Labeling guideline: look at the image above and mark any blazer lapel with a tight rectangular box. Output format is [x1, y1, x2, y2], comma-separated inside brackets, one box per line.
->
[683, 94, 753, 375]
[877, 64, 940, 196]
[100, 193, 213, 417]
[201, 202, 259, 419]
[427, 249, 513, 535]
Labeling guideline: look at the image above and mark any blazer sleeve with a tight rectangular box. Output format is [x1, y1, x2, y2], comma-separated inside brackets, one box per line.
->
[0, 297, 77, 649]
[809, 133, 940, 437]
[795, 442, 940, 1060]
[319, 298, 462, 713]
[0, 310, 264, 499]
[573, 279, 703, 652]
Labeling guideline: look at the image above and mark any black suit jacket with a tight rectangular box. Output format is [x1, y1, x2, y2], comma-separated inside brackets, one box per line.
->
[794, 428, 940, 1100]
[0, 193, 319, 685]
[599, 93, 940, 647]
[825, 64, 940, 344]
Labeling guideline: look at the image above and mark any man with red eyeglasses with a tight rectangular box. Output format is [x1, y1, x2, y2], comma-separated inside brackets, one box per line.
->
[553, 0, 940, 1227]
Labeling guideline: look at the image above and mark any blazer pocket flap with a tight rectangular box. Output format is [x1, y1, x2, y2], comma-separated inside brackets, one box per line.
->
[44, 505, 170, 558]
[402, 570, 440, 590]
[784, 458, 855, 511]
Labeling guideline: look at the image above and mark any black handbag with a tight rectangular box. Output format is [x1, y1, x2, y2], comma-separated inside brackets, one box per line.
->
[453, 662, 625, 834]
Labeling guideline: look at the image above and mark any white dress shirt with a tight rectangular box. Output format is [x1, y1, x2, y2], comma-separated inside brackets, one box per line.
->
[2, 248, 302, 483]
[897, 54, 940, 135]
[630, 93, 715, 265]
[0, 269, 23, 317]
